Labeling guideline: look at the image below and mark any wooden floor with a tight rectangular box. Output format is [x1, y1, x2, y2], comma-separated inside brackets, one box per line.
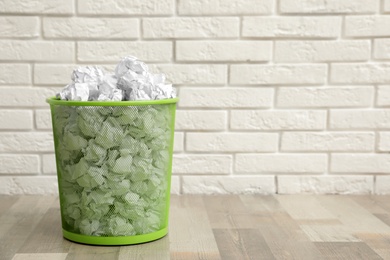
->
[1, 195, 390, 260]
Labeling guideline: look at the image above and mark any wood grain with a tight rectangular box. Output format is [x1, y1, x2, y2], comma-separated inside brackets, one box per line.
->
[169, 195, 221, 260]
[213, 229, 275, 260]
[18, 207, 71, 254]
[1, 195, 390, 260]
[276, 195, 336, 220]
[315, 242, 382, 260]
[356, 233, 390, 259]
[118, 236, 170, 260]
[0, 196, 56, 260]
[0, 196, 19, 218]
[317, 196, 390, 234]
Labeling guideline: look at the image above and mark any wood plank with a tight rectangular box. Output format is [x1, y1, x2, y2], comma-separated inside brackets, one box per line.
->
[356, 233, 390, 259]
[276, 195, 336, 220]
[349, 195, 389, 215]
[259, 212, 325, 260]
[315, 242, 383, 260]
[204, 195, 274, 229]
[206, 211, 274, 229]
[18, 207, 72, 253]
[203, 195, 249, 214]
[12, 253, 67, 260]
[297, 219, 342, 225]
[300, 225, 360, 242]
[371, 196, 390, 214]
[65, 245, 119, 260]
[0, 196, 56, 260]
[169, 195, 221, 260]
[0, 196, 20, 218]
[206, 191, 327, 260]
[213, 229, 275, 260]
[239, 195, 326, 259]
[118, 236, 170, 260]
[239, 195, 285, 214]
[0, 196, 50, 240]
[1, 194, 390, 259]
[317, 196, 390, 234]
[374, 213, 390, 227]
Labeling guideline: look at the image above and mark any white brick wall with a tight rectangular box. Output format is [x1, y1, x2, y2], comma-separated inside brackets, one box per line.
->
[78, 0, 174, 15]
[230, 64, 327, 85]
[279, 0, 379, 14]
[0, 41, 75, 62]
[178, 0, 273, 15]
[242, 17, 341, 38]
[1, 0, 389, 195]
[176, 41, 272, 62]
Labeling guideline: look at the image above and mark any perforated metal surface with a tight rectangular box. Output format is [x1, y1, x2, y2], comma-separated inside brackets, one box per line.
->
[51, 104, 175, 237]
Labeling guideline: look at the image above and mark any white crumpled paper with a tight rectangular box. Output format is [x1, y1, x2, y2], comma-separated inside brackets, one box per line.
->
[56, 56, 176, 101]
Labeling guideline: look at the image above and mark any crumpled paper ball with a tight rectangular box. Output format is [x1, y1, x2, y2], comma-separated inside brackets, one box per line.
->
[56, 56, 176, 101]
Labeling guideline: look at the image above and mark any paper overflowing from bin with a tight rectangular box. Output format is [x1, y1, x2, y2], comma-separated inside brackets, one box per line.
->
[57, 56, 176, 101]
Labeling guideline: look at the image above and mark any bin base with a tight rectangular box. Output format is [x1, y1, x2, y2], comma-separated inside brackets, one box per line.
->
[62, 227, 168, 245]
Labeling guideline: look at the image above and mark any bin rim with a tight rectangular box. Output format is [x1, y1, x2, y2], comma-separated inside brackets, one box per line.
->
[46, 96, 179, 106]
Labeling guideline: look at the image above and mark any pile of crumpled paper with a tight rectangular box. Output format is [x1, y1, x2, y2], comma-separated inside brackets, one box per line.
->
[57, 56, 176, 101]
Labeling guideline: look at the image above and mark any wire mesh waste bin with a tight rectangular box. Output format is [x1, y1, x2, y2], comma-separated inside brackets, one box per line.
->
[47, 97, 178, 245]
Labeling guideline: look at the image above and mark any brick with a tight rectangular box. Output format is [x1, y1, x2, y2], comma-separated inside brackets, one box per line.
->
[330, 109, 390, 129]
[150, 64, 227, 85]
[0, 110, 33, 130]
[0, 133, 53, 152]
[0, 16, 39, 38]
[0, 87, 58, 107]
[176, 110, 226, 130]
[281, 132, 375, 152]
[43, 18, 139, 39]
[35, 110, 52, 130]
[42, 154, 56, 175]
[242, 17, 341, 38]
[78, 0, 174, 15]
[331, 63, 390, 84]
[275, 40, 370, 62]
[278, 175, 373, 194]
[0, 176, 58, 195]
[178, 0, 272, 15]
[377, 86, 390, 106]
[331, 154, 390, 173]
[34, 64, 75, 85]
[0, 0, 73, 14]
[174, 132, 184, 152]
[280, 0, 379, 14]
[182, 176, 275, 194]
[187, 133, 278, 152]
[0, 41, 74, 62]
[170, 176, 181, 195]
[386, 0, 390, 12]
[236, 154, 327, 173]
[230, 64, 327, 85]
[376, 176, 390, 194]
[374, 39, 390, 59]
[231, 110, 326, 130]
[77, 41, 172, 62]
[143, 17, 239, 39]
[172, 154, 232, 174]
[346, 16, 390, 37]
[0, 64, 30, 85]
[176, 40, 271, 62]
[0, 155, 39, 174]
[277, 86, 374, 108]
[378, 132, 390, 151]
[179, 87, 273, 108]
